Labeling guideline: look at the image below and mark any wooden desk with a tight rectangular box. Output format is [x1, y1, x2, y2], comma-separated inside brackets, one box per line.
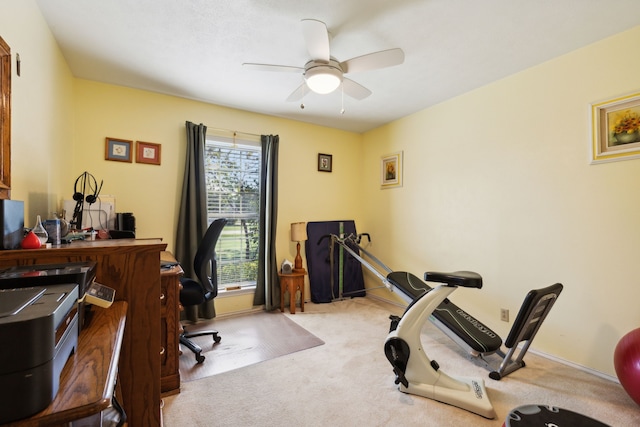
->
[160, 252, 183, 395]
[279, 271, 306, 314]
[0, 239, 167, 427]
[6, 301, 127, 426]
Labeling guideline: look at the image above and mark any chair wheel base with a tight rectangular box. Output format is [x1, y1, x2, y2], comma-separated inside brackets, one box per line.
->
[180, 329, 221, 365]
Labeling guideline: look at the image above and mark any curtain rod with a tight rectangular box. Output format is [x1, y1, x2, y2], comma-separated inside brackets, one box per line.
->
[205, 126, 261, 139]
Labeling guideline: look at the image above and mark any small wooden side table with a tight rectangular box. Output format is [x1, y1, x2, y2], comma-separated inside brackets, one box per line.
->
[278, 271, 306, 314]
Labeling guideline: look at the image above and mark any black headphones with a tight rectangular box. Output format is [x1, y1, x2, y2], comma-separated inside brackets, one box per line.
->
[73, 171, 103, 205]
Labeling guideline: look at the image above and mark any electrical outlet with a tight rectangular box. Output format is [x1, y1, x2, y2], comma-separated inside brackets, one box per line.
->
[500, 308, 509, 322]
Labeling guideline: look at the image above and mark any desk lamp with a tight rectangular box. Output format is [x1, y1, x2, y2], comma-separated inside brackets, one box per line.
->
[291, 222, 307, 273]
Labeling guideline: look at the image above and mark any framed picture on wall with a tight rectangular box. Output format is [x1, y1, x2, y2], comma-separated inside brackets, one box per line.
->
[381, 151, 403, 189]
[591, 91, 640, 164]
[136, 141, 161, 165]
[105, 137, 133, 162]
[318, 153, 332, 172]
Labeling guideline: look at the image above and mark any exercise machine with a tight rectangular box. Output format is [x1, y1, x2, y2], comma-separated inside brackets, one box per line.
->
[320, 233, 562, 380]
[386, 270, 497, 418]
[319, 233, 503, 357]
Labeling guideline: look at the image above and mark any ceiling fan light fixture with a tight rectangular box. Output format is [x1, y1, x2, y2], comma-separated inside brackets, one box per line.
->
[305, 65, 342, 94]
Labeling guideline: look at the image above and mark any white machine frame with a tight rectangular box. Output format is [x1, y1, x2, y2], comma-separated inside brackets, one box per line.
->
[385, 275, 496, 419]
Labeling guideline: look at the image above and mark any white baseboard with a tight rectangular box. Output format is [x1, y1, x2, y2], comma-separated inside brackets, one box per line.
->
[528, 348, 619, 383]
[366, 292, 406, 309]
[216, 305, 265, 319]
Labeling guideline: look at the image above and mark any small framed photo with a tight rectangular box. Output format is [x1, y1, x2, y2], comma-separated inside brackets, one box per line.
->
[105, 137, 133, 162]
[591, 91, 640, 164]
[318, 153, 332, 172]
[136, 141, 161, 165]
[381, 151, 403, 189]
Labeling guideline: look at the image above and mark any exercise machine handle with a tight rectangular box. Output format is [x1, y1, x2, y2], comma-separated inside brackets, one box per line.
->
[357, 233, 371, 243]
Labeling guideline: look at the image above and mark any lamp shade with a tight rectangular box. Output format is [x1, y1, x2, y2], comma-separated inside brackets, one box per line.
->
[291, 222, 307, 242]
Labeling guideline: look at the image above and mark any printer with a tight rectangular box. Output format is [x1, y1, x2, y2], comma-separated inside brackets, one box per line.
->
[0, 284, 79, 424]
[0, 261, 96, 330]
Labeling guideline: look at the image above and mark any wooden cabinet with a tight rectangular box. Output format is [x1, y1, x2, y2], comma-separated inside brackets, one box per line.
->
[160, 253, 183, 395]
[0, 239, 167, 426]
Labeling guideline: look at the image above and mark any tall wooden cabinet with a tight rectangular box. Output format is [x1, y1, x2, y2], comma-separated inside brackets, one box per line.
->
[0, 239, 167, 426]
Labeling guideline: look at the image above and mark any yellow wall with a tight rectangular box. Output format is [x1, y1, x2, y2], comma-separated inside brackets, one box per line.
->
[3, 0, 640, 377]
[1, 0, 74, 222]
[362, 26, 640, 377]
[72, 80, 363, 315]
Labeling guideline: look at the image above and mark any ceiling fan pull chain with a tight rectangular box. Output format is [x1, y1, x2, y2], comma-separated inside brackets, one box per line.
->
[300, 76, 306, 109]
[340, 83, 345, 115]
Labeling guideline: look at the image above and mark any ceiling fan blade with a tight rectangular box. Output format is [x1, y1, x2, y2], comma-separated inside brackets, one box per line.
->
[342, 78, 372, 100]
[301, 19, 330, 62]
[286, 83, 307, 102]
[242, 63, 304, 73]
[340, 48, 404, 74]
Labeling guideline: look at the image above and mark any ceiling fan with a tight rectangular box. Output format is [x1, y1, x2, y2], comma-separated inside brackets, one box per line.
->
[243, 19, 404, 102]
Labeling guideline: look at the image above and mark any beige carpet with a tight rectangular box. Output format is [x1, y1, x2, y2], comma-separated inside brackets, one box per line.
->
[179, 310, 325, 381]
[163, 297, 640, 426]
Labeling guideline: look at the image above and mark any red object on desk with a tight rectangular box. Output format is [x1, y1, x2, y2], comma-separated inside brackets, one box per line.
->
[21, 231, 41, 249]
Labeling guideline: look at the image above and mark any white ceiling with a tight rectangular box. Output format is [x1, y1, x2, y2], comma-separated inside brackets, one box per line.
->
[35, 0, 640, 133]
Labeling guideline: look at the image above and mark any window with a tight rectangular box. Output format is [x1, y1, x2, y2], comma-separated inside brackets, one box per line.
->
[204, 135, 261, 291]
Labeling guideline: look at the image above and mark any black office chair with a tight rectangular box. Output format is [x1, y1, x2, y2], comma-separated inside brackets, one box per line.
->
[179, 218, 227, 363]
